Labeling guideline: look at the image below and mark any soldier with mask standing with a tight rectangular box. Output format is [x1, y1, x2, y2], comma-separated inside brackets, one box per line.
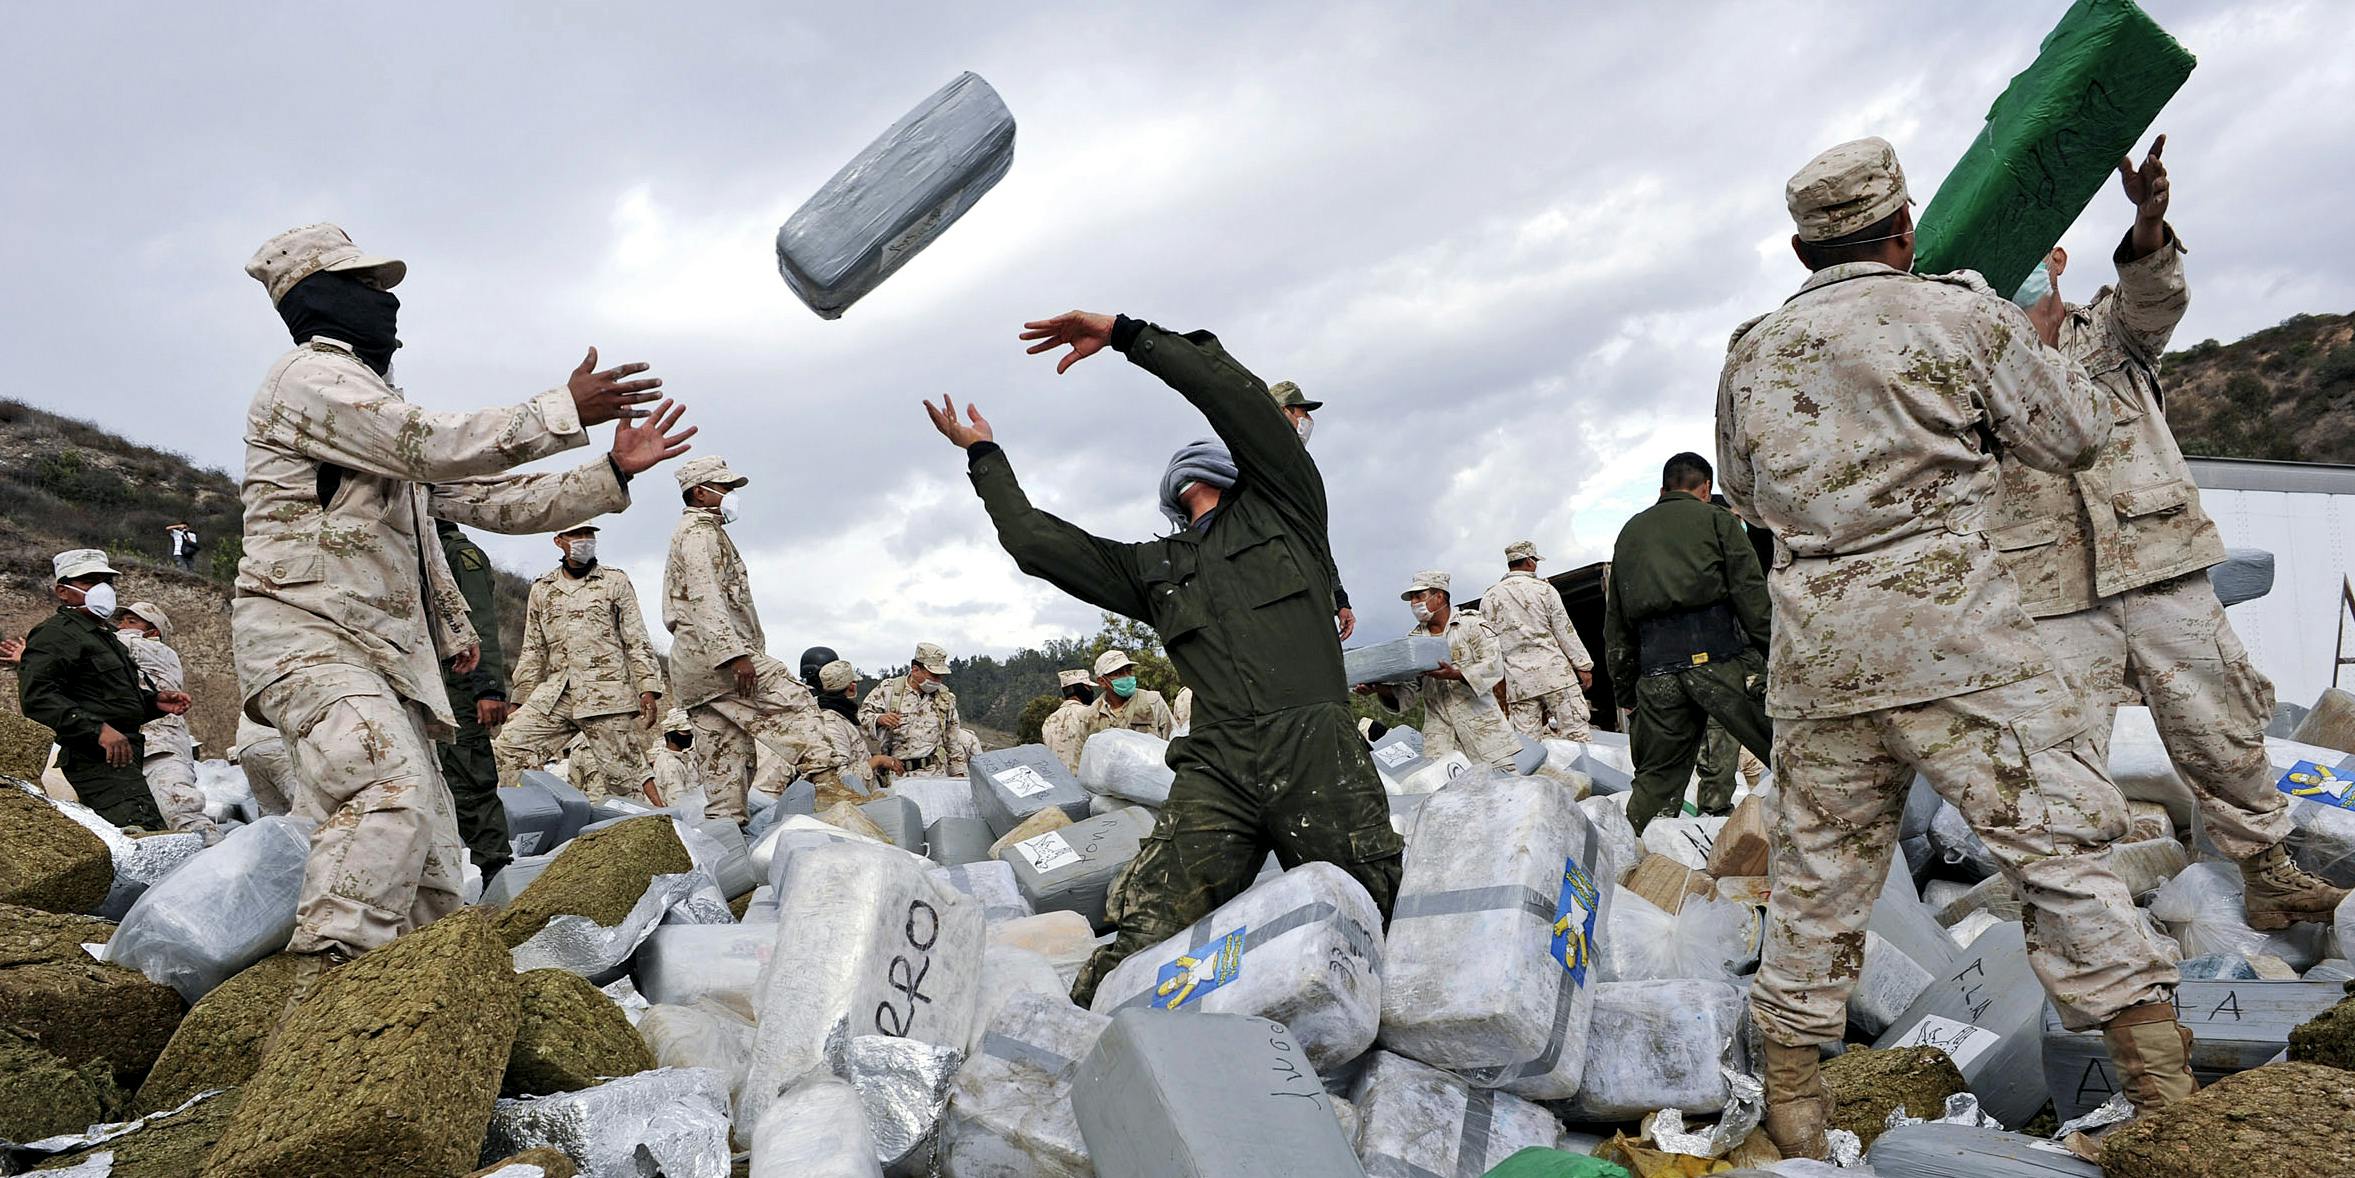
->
[494, 523, 663, 799]
[860, 642, 969, 783]
[17, 550, 191, 829]
[1086, 649, 1174, 740]
[433, 519, 514, 881]
[808, 659, 898, 804]
[1363, 570, 1521, 771]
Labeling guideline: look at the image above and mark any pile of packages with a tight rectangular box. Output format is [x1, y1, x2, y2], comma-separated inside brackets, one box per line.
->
[6, 691, 2354, 1178]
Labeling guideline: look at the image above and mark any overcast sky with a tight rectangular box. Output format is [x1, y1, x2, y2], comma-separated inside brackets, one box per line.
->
[6, 2, 2350, 676]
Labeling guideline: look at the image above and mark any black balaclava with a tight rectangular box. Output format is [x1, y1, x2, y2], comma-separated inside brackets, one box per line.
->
[1065, 684, 1096, 706]
[278, 270, 401, 375]
[799, 646, 839, 687]
[818, 688, 858, 720]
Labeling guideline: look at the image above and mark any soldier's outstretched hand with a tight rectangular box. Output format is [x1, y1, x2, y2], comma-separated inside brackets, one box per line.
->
[1019, 311, 1116, 374]
[569, 346, 666, 425]
[924, 396, 994, 449]
[612, 399, 696, 475]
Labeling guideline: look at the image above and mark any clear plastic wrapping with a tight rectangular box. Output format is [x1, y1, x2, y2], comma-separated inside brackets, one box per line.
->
[104, 814, 309, 1001]
[1346, 636, 1452, 686]
[1567, 979, 1744, 1119]
[751, 1075, 886, 1178]
[1076, 730, 1175, 807]
[1350, 1050, 1563, 1175]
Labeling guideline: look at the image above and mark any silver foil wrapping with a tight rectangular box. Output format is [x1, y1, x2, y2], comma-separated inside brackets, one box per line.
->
[1885, 1092, 2006, 1132]
[481, 1066, 731, 1178]
[1645, 1067, 1764, 1159]
[841, 1035, 963, 1176]
[19, 782, 207, 919]
[4, 1090, 218, 1167]
[2052, 1091, 2135, 1140]
[509, 870, 732, 978]
[601, 975, 652, 1027]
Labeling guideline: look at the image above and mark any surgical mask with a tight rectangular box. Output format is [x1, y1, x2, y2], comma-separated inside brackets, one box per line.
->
[2010, 262, 2054, 310]
[564, 537, 598, 565]
[1294, 416, 1313, 445]
[918, 678, 941, 695]
[1109, 675, 1138, 700]
[78, 582, 118, 620]
[1409, 600, 1434, 624]
[718, 491, 741, 524]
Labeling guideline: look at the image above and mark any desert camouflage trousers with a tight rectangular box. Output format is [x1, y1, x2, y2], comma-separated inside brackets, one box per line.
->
[1425, 697, 1522, 773]
[492, 690, 650, 801]
[1752, 671, 2177, 1044]
[690, 653, 824, 823]
[1506, 684, 1592, 742]
[2039, 570, 2288, 859]
[235, 736, 295, 817]
[256, 663, 465, 958]
[140, 732, 220, 840]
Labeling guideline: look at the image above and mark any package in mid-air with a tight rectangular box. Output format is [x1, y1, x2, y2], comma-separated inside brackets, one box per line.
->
[775, 71, 1016, 319]
[1911, 0, 2194, 296]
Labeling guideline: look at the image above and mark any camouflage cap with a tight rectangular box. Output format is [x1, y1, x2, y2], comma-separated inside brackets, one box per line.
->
[1505, 540, 1541, 563]
[124, 601, 174, 644]
[52, 548, 116, 582]
[818, 659, 858, 692]
[1268, 381, 1323, 412]
[1400, 569, 1451, 599]
[245, 223, 406, 304]
[1056, 668, 1092, 690]
[662, 707, 692, 735]
[674, 454, 749, 492]
[913, 642, 952, 675]
[1786, 137, 1911, 242]
[1093, 649, 1137, 677]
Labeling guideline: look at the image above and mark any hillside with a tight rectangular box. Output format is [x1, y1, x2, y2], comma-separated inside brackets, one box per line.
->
[0, 397, 531, 755]
[2162, 310, 2355, 461]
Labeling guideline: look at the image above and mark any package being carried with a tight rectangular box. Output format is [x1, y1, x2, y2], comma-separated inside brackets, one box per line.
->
[999, 806, 1157, 929]
[774, 72, 1017, 320]
[1077, 730, 1175, 808]
[742, 840, 986, 1131]
[105, 814, 310, 1002]
[1350, 1050, 1565, 1176]
[1379, 770, 1612, 1101]
[1566, 978, 1744, 1120]
[1089, 862, 1384, 1072]
[968, 745, 1091, 837]
[1346, 636, 1452, 687]
[941, 990, 1110, 1178]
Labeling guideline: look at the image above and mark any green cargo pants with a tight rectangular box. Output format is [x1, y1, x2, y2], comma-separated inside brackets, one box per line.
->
[1072, 700, 1404, 1007]
[1693, 721, 1742, 817]
[436, 681, 513, 881]
[61, 736, 164, 830]
[1626, 650, 1772, 836]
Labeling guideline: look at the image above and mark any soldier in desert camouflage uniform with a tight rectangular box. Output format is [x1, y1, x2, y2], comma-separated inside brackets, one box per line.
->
[230, 715, 294, 817]
[115, 601, 221, 842]
[1716, 141, 2192, 1155]
[235, 223, 691, 962]
[643, 708, 705, 814]
[860, 642, 970, 783]
[1986, 137, 2346, 930]
[1362, 570, 1520, 771]
[1085, 649, 1175, 741]
[1480, 540, 1595, 741]
[1042, 668, 1097, 773]
[662, 454, 827, 820]
[493, 523, 664, 799]
[809, 659, 898, 805]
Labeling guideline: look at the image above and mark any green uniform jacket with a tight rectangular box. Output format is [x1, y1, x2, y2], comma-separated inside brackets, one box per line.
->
[18, 606, 163, 750]
[436, 522, 507, 704]
[1602, 491, 1773, 691]
[969, 320, 1347, 727]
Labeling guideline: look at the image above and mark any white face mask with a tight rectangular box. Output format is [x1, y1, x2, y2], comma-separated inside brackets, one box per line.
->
[918, 678, 942, 695]
[1409, 599, 1434, 624]
[565, 537, 598, 564]
[78, 581, 118, 620]
[1294, 415, 1314, 445]
[718, 490, 741, 524]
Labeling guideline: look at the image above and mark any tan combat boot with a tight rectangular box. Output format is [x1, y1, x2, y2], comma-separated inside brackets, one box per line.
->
[1759, 1039, 1832, 1160]
[2240, 843, 2349, 930]
[2100, 1001, 2196, 1113]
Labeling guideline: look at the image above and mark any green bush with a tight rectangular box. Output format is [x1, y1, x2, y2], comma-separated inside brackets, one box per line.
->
[1016, 694, 1060, 745]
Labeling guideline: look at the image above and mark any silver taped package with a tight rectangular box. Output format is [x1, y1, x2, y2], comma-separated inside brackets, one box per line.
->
[1568, 979, 1745, 1119]
[1077, 729, 1174, 807]
[931, 860, 1037, 925]
[1345, 635, 1452, 686]
[1645, 1066, 1765, 1160]
[509, 870, 732, 978]
[967, 745, 1091, 837]
[1073, 1010, 1367, 1178]
[1091, 862, 1384, 1072]
[998, 806, 1155, 929]
[1350, 1049, 1562, 1178]
[632, 923, 775, 1009]
[941, 990, 1108, 1178]
[1872, 920, 2047, 1127]
[775, 71, 1016, 320]
[1863, 1121, 2100, 1176]
[103, 815, 308, 1002]
[482, 1066, 732, 1178]
[752, 1075, 885, 1178]
[840, 1034, 964, 1176]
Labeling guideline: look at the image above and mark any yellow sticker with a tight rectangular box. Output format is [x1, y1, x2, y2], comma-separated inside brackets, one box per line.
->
[1690, 652, 1710, 665]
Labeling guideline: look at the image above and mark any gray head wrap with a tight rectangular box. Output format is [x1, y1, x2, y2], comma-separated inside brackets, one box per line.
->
[1158, 438, 1238, 527]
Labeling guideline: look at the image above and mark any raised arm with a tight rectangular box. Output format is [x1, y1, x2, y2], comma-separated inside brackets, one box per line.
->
[429, 400, 694, 534]
[1979, 304, 2113, 475]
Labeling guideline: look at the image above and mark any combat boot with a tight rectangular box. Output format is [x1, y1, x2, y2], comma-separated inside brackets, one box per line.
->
[1759, 1039, 1831, 1160]
[2100, 1001, 2196, 1113]
[2239, 843, 2348, 930]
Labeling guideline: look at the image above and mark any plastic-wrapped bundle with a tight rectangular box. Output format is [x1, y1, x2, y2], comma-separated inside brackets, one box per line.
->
[1567, 980, 1744, 1119]
[1577, 794, 1640, 882]
[743, 841, 986, 1131]
[482, 853, 557, 907]
[774, 72, 1016, 320]
[752, 1074, 886, 1178]
[1870, 853, 1964, 983]
[1076, 730, 1175, 807]
[932, 860, 1037, 925]
[927, 817, 997, 866]
[1000, 806, 1156, 928]
[1393, 751, 1475, 796]
[1351, 1050, 1564, 1175]
[1574, 731, 1635, 794]
[2209, 548, 2276, 607]
[763, 814, 905, 891]
[2306, 957, 2355, 983]
[1345, 635, 1452, 686]
[2287, 794, 2355, 887]
[1863, 1121, 2101, 1177]
[861, 795, 926, 852]
[104, 815, 308, 1002]
[681, 815, 759, 898]
[1087, 794, 1149, 819]
[969, 945, 1070, 1055]
[1367, 726, 1428, 791]
[2040, 978, 2346, 1120]
[891, 777, 981, 827]
[1927, 802, 2000, 881]
[1090, 862, 1383, 1072]
[641, 1000, 758, 1134]
[1512, 734, 1548, 776]
[1380, 771, 1612, 1100]
[1850, 931, 1937, 1037]
[500, 770, 594, 857]
[2149, 860, 2326, 970]
[1872, 922, 2047, 1127]
[2106, 837, 2189, 898]
[989, 912, 1098, 989]
[633, 923, 775, 1008]
[2106, 706, 2195, 832]
[194, 759, 253, 823]
[967, 745, 1091, 837]
[941, 990, 1109, 1177]
[1073, 1010, 1366, 1178]
[484, 1066, 732, 1178]
[1388, 792, 1427, 839]
[1598, 889, 1758, 983]
[839, 1034, 964, 1175]
[1641, 815, 1727, 870]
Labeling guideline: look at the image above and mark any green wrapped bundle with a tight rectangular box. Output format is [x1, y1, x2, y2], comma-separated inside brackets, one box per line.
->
[1913, 0, 2194, 294]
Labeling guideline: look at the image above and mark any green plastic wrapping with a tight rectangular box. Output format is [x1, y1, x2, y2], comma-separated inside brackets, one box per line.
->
[1912, 0, 2194, 294]
[1481, 1148, 1632, 1178]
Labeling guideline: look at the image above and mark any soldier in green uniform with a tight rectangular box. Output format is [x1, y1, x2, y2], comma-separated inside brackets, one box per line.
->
[434, 520, 514, 882]
[1602, 453, 1775, 835]
[927, 309, 1405, 1005]
[16, 549, 191, 828]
